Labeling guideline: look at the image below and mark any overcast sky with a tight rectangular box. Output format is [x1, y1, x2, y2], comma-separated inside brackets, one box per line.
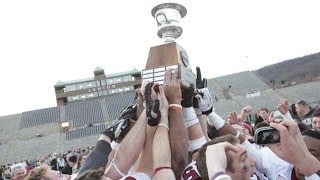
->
[1, 0, 320, 116]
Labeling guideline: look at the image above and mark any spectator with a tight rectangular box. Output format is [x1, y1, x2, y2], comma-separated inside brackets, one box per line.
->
[62, 155, 77, 175]
[311, 108, 320, 131]
[23, 165, 70, 180]
[11, 165, 26, 180]
[257, 108, 270, 124]
[50, 153, 58, 171]
[295, 100, 316, 126]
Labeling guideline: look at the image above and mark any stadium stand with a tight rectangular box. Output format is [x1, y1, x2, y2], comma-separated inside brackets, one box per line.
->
[20, 107, 60, 129]
[65, 99, 103, 127]
[66, 124, 106, 140]
[213, 71, 270, 97]
[104, 92, 135, 120]
[214, 99, 242, 119]
[276, 81, 320, 105]
[1, 70, 320, 166]
[234, 89, 283, 112]
[207, 78, 226, 101]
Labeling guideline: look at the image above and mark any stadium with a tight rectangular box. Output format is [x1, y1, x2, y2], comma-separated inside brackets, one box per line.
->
[1, 52, 320, 166]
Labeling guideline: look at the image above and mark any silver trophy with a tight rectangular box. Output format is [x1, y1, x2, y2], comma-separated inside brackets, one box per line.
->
[142, 2, 196, 88]
[151, 3, 187, 43]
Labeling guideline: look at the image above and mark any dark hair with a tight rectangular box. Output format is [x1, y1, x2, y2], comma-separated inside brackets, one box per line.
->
[296, 100, 308, 106]
[254, 121, 269, 131]
[297, 122, 311, 133]
[196, 135, 239, 180]
[68, 155, 77, 163]
[312, 108, 320, 119]
[258, 108, 269, 113]
[302, 130, 320, 140]
[75, 167, 104, 180]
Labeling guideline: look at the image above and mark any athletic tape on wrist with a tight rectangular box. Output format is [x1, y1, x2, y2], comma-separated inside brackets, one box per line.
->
[111, 141, 120, 150]
[188, 136, 207, 152]
[183, 107, 199, 128]
[207, 111, 225, 130]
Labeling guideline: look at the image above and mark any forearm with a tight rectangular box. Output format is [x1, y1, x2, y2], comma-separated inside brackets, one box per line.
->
[206, 111, 246, 143]
[198, 114, 210, 141]
[78, 139, 112, 175]
[135, 125, 156, 176]
[105, 111, 147, 178]
[298, 155, 320, 177]
[169, 101, 188, 179]
[153, 117, 171, 168]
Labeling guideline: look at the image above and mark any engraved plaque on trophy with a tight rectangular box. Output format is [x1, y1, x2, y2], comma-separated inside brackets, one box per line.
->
[142, 2, 196, 88]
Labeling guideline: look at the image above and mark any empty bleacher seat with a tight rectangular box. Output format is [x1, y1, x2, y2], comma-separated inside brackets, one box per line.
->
[20, 107, 60, 129]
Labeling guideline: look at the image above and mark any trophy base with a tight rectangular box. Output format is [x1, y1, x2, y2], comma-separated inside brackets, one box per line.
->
[142, 64, 196, 88]
[143, 42, 196, 89]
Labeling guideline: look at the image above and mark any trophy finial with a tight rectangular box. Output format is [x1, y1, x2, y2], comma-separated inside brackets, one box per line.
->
[151, 3, 187, 43]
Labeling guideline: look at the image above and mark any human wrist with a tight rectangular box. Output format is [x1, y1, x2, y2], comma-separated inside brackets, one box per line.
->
[160, 109, 168, 117]
[207, 111, 225, 130]
[168, 98, 182, 104]
[298, 155, 320, 176]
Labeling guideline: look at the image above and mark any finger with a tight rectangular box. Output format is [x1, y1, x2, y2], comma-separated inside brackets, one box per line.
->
[164, 71, 171, 84]
[171, 69, 178, 81]
[270, 122, 289, 143]
[203, 78, 207, 88]
[221, 142, 239, 153]
[158, 85, 165, 95]
[151, 83, 158, 100]
[196, 66, 202, 81]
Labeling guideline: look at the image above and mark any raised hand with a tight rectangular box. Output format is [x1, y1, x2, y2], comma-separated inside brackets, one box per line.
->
[195, 88, 213, 115]
[144, 82, 161, 126]
[163, 70, 182, 104]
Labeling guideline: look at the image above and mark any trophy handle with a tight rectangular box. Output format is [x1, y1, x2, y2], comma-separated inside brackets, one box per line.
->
[155, 12, 169, 26]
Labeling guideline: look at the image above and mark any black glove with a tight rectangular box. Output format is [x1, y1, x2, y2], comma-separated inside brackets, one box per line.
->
[103, 118, 130, 143]
[196, 66, 207, 89]
[181, 86, 195, 108]
[144, 82, 161, 126]
[194, 66, 208, 109]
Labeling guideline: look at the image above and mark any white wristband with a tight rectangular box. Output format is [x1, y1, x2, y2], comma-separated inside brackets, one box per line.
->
[188, 136, 207, 152]
[207, 111, 225, 130]
[111, 141, 120, 150]
[183, 107, 199, 128]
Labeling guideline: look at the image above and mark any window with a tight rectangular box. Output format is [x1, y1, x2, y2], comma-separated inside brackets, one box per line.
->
[101, 80, 106, 86]
[66, 84, 76, 92]
[123, 75, 131, 82]
[116, 77, 123, 83]
[107, 78, 114, 85]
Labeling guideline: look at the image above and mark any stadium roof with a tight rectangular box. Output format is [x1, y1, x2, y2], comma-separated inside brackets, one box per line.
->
[94, 66, 104, 72]
[55, 68, 140, 87]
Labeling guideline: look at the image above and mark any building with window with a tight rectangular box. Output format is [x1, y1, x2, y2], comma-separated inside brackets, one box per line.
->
[54, 66, 141, 105]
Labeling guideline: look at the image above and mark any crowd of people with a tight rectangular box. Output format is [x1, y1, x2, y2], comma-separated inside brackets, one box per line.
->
[1, 68, 320, 180]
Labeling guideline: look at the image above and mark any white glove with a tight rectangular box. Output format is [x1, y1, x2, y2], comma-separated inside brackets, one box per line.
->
[195, 88, 213, 114]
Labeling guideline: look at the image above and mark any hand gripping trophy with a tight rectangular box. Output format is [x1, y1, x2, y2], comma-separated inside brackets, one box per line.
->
[142, 2, 196, 89]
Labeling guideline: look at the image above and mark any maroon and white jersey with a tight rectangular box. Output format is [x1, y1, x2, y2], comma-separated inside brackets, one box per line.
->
[181, 161, 202, 180]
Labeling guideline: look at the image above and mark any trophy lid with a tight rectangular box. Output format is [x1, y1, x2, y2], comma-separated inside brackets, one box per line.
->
[151, 3, 187, 19]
